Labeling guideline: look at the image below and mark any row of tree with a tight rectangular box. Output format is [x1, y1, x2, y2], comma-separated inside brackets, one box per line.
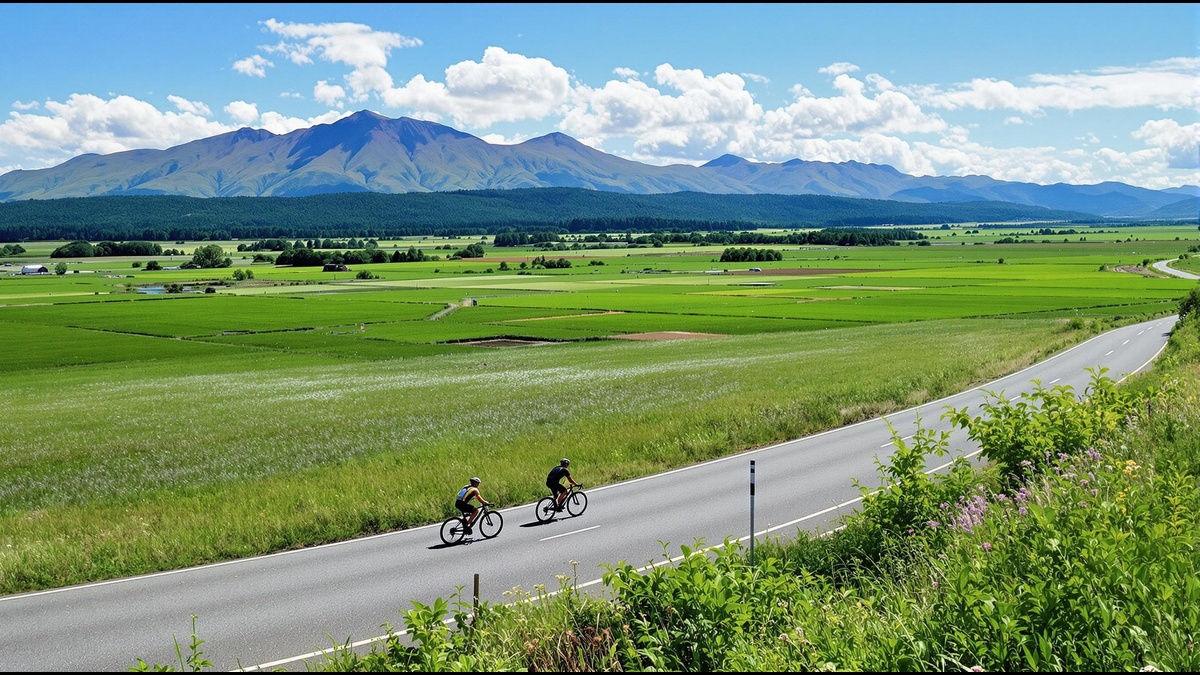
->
[237, 237, 377, 252]
[50, 240, 164, 258]
[720, 247, 785, 262]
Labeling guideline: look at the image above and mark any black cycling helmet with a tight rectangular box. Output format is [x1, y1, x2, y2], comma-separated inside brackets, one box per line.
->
[470, 477, 480, 485]
[560, 458, 570, 466]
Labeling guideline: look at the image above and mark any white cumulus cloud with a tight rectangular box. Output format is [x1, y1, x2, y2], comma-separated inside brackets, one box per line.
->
[225, 101, 259, 125]
[0, 94, 232, 165]
[259, 19, 418, 100]
[908, 57, 1200, 114]
[233, 54, 273, 78]
[381, 47, 571, 126]
[313, 81, 347, 108]
[1133, 118, 1200, 171]
[169, 96, 212, 117]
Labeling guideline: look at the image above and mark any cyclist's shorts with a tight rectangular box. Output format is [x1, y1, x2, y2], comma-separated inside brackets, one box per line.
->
[455, 499, 474, 514]
[547, 480, 566, 495]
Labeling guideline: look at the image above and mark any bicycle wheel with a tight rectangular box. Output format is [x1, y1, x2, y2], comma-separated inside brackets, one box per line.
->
[440, 517, 466, 545]
[478, 510, 503, 538]
[566, 490, 588, 517]
[535, 497, 558, 523]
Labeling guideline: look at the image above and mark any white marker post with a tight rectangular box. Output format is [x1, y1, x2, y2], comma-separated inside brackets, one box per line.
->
[749, 460, 756, 565]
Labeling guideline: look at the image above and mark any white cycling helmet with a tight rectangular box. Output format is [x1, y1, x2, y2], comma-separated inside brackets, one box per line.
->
[470, 477, 480, 485]
[560, 458, 570, 466]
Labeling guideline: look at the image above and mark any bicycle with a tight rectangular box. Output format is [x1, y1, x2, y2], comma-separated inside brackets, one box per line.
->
[440, 504, 503, 545]
[535, 484, 587, 523]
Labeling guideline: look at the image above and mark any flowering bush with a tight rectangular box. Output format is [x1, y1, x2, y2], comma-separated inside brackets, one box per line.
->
[944, 367, 1143, 487]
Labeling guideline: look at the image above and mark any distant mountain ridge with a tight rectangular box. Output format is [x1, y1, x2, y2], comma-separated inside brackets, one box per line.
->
[0, 110, 1195, 219]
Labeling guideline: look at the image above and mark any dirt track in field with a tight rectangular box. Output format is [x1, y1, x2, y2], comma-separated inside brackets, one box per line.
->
[611, 331, 726, 340]
[459, 330, 726, 347]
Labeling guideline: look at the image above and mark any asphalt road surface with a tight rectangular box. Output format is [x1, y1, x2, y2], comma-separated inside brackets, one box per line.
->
[0, 315, 1179, 671]
[1151, 258, 1200, 280]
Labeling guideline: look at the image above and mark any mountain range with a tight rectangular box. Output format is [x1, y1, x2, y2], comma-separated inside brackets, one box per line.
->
[0, 110, 1195, 220]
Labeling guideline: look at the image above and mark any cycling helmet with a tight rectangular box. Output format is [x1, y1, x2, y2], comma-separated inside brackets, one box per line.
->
[560, 458, 570, 466]
[470, 477, 480, 485]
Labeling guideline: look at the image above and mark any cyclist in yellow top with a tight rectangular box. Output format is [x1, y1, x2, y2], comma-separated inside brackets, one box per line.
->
[455, 477, 492, 533]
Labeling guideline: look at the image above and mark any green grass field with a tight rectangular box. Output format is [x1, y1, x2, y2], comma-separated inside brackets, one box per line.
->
[0, 222, 1196, 595]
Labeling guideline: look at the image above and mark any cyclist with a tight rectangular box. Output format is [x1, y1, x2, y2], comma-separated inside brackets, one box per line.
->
[546, 458, 581, 512]
[455, 477, 492, 533]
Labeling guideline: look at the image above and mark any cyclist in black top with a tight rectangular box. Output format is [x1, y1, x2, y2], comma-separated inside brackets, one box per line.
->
[546, 458, 580, 511]
[454, 477, 492, 533]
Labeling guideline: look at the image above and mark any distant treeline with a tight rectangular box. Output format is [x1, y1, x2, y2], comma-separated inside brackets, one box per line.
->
[497, 227, 923, 247]
[0, 188, 1102, 242]
[49, 240, 164, 258]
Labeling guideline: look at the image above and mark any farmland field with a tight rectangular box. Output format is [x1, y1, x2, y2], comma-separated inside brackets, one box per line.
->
[0, 222, 1196, 595]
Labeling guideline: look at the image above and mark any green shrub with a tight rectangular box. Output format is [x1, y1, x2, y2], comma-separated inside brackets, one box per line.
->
[1179, 285, 1200, 319]
[944, 368, 1142, 487]
[602, 540, 803, 671]
[855, 419, 980, 547]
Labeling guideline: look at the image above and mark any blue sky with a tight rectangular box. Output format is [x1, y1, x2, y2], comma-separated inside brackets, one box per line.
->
[1, 3, 1197, 190]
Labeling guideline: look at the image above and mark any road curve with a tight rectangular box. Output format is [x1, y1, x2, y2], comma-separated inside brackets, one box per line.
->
[0, 315, 1180, 672]
[1152, 258, 1200, 280]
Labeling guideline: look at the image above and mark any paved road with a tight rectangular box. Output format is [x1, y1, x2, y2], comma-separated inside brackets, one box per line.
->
[0, 315, 1179, 672]
[1152, 258, 1200, 280]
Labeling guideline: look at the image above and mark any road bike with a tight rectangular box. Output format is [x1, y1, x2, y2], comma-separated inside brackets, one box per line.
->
[440, 504, 503, 545]
[535, 484, 587, 523]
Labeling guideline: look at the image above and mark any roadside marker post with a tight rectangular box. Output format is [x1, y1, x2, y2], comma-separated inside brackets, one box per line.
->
[749, 460, 756, 566]
[473, 573, 480, 623]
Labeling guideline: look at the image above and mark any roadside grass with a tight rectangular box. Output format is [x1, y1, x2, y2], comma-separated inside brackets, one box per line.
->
[1171, 254, 1200, 275]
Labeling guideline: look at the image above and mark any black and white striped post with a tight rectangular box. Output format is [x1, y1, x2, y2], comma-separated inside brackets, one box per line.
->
[749, 460, 756, 565]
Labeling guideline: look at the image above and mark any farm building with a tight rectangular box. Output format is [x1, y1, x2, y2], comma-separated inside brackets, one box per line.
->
[322, 263, 349, 272]
[21, 264, 49, 275]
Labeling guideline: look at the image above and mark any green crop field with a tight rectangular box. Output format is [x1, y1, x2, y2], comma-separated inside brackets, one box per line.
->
[0, 222, 1196, 595]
